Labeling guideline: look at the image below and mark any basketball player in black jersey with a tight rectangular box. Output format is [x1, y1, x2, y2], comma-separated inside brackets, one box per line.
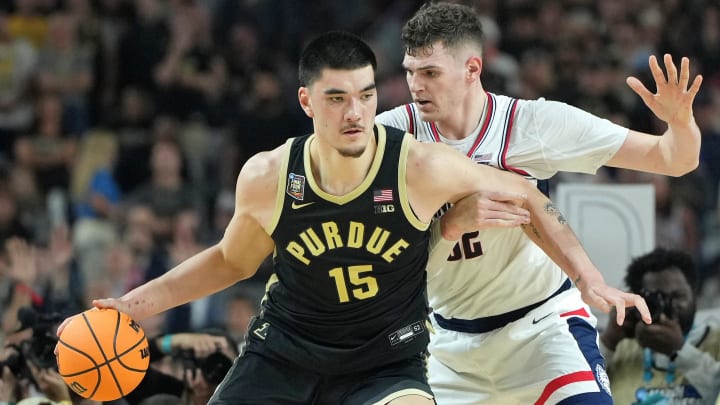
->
[58, 31, 627, 404]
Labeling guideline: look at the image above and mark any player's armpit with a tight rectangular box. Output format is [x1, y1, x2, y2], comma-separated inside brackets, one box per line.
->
[219, 144, 284, 279]
[220, 213, 274, 280]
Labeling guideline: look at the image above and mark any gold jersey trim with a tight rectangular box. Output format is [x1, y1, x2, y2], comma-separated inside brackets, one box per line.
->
[267, 138, 294, 234]
[371, 388, 433, 405]
[398, 133, 429, 231]
[303, 125, 387, 205]
[261, 272, 279, 305]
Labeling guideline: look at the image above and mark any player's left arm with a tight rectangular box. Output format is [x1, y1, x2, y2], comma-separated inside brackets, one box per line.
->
[607, 54, 703, 176]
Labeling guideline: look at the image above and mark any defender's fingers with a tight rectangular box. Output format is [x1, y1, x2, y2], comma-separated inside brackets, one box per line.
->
[485, 190, 527, 202]
[688, 75, 703, 98]
[486, 209, 531, 221]
[630, 293, 652, 324]
[484, 218, 529, 228]
[678, 57, 690, 89]
[647, 55, 667, 85]
[488, 202, 530, 217]
[626, 77, 653, 103]
[613, 298, 626, 325]
[663, 54, 678, 84]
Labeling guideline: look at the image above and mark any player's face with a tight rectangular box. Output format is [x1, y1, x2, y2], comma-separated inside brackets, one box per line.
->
[299, 66, 377, 158]
[403, 42, 473, 123]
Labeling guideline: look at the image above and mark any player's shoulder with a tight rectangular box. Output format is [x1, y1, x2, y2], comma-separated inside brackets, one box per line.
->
[508, 95, 588, 119]
[377, 104, 410, 118]
[406, 135, 459, 168]
[237, 140, 290, 188]
[246, 140, 288, 168]
[376, 104, 412, 128]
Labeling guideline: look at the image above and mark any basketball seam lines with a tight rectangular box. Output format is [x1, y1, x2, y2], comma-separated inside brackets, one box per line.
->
[58, 337, 148, 376]
[82, 311, 124, 398]
[57, 339, 101, 377]
[114, 334, 148, 372]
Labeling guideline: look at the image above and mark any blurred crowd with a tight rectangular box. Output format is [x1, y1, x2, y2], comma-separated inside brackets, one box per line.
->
[0, 0, 718, 403]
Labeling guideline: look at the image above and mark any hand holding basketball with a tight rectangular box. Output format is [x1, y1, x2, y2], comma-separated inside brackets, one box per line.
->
[56, 308, 149, 401]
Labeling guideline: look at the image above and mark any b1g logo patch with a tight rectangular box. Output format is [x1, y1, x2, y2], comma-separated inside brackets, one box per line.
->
[374, 204, 395, 214]
[287, 173, 306, 200]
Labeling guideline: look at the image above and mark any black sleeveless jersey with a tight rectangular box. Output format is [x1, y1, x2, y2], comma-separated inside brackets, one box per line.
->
[263, 124, 430, 375]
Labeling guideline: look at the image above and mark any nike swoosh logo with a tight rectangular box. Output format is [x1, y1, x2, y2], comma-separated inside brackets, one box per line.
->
[532, 313, 553, 324]
[291, 201, 315, 209]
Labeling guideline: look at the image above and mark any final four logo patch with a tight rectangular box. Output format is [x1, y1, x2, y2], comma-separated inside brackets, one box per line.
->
[287, 173, 306, 200]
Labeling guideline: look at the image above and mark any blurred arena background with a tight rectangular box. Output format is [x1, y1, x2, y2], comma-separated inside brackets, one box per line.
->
[0, 0, 719, 380]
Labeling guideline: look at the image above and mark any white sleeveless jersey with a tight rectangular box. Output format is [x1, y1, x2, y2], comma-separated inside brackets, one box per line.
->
[375, 93, 628, 318]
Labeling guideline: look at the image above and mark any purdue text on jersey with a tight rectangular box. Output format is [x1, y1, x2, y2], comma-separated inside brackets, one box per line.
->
[285, 220, 410, 266]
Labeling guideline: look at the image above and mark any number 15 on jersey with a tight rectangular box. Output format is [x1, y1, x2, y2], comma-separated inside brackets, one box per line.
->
[328, 265, 379, 303]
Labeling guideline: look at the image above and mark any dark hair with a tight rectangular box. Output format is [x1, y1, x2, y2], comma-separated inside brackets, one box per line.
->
[624, 248, 697, 294]
[298, 31, 377, 87]
[402, 2, 484, 57]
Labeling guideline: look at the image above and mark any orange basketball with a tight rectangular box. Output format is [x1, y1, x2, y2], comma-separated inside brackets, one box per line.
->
[56, 308, 150, 401]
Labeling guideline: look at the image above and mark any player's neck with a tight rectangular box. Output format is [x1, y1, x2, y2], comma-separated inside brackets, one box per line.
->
[435, 90, 487, 140]
[309, 134, 378, 196]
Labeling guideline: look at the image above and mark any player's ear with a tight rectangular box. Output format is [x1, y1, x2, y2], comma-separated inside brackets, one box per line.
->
[298, 87, 314, 118]
[466, 55, 483, 81]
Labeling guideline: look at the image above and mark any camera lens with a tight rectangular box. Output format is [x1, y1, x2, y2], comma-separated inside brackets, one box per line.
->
[0, 350, 23, 375]
[26, 335, 59, 370]
[642, 290, 669, 322]
[200, 352, 233, 385]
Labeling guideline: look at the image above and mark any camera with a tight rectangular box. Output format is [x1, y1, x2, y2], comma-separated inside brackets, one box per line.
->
[0, 307, 61, 379]
[642, 290, 674, 323]
[175, 348, 233, 385]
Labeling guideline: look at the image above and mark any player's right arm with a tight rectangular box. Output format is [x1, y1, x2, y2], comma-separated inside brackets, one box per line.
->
[407, 139, 651, 324]
[58, 149, 281, 334]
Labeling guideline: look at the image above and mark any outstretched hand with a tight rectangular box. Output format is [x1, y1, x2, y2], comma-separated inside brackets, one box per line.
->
[626, 54, 702, 128]
[577, 278, 652, 326]
[441, 190, 530, 240]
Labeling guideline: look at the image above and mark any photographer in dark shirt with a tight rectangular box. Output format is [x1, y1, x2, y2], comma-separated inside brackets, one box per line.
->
[0, 310, 72, 405]
[600, 248, 720, 404]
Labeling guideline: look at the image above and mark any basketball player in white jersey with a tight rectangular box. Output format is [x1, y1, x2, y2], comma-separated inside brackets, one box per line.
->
[376, 3, 703, 404]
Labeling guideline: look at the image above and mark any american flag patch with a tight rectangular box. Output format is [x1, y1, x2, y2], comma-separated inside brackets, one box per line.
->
[373, 189, 393, 202]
